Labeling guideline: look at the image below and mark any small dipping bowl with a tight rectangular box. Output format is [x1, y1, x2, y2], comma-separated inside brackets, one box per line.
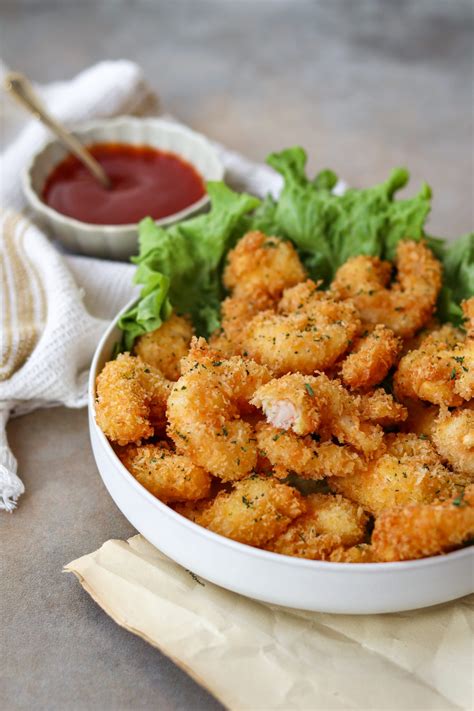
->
[23, 117, 224, 259]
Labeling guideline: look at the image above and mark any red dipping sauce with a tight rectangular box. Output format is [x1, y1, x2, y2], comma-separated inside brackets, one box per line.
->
[42, 143, 206, 225]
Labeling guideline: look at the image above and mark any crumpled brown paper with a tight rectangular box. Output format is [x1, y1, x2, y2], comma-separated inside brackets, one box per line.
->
[65, 535, 474, 710]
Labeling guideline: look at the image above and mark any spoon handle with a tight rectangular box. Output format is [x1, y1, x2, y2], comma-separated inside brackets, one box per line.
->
[4, 72, 111, 189]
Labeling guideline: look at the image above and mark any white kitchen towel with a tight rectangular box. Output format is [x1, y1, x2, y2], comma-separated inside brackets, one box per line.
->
[0, 59, 281, 511]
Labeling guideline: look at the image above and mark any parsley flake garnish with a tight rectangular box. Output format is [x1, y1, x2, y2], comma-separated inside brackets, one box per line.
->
[305, 383, 315, 397]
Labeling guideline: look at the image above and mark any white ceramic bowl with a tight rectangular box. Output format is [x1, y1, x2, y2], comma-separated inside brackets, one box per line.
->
[24, 117, 224, 260]
[88, 299, 474, 614]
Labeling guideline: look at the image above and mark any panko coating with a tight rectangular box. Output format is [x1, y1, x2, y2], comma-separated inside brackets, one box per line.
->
[329, 544, 376, 563]
[328, 433, 464, 515]
[241, 296, 361, 376]
[178, 476, 306, 547]
[341, 325, 401, 391]
[220, 291, 275, 348]
[251, 372, 321, 435]
[393, 322, 473, 406]
[223, 231, 306, 300]
[95, 353, 172, 445]
[357, 388, 407, 427]
[252, 373, 384, 457]
[256, 422, 362, 480]
[134, 312, 193, 381]
[331, 240, 443, 338]
[167, 339, 271, 481]
[372, 486, 474, 561]
[432, 407, 474, 478]
[266, 493, 368, 560]
[119, 443, 212, 503]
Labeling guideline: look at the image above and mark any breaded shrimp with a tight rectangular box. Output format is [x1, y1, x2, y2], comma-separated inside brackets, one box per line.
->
[256, 422, 363, 480]
[177, 476, 306, 546]
[357, 388, 408, 426]
[220, 291, 275, 347]
[329, 544, 376, 563]
[266, 493, 368, 559]
[134, 313, 193, 381]
[341, 325, 401, 390]
[393, 322, 473, 406]
[252, 373, 384, 457]
[95, 353, 172, 445]
[223, 231, 306, 300]
[241, 296, 361, 376]
[328, 433, 464, 515]
[372, 485, 474, 561]
[278, 279, 324, 316]
[331, 240, 442, 338]
[251, 373, 321, 435]
[432, 407, 474, 478]
[167, 339, 271, 481]
[119, 443, 211, 503]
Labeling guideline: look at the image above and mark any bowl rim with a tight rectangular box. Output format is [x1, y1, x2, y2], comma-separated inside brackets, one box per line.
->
[89, 296, 474, 574]
[22, 115, 224, 233]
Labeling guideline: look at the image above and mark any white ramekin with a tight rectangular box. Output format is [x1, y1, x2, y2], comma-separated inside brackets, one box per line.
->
[88, 298, 474, 614]
[23, 117, 224, 260]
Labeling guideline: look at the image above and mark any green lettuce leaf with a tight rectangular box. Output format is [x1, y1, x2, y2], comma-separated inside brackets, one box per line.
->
[436, 232, 474, 325]
[117, 182, 260, 350]
[265, 147, 433, 285]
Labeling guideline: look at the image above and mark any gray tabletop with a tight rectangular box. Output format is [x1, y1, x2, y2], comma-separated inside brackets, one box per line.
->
[1, 2, 473, 710]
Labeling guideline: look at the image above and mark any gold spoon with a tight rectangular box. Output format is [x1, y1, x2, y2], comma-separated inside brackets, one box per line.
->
[4, 71, 111, 189]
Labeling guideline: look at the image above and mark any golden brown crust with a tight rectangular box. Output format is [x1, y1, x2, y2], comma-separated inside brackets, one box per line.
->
[95, 353, 171, 445]
[134, 313, 193, 381]
[223, 231, 306, 300]
[119, 443, 212, 503]
[328, 433, 465, 516]
[432, 407, 474, 478]
[341, 325, 401, 391]
[331, 241, 442, 338]
[266, 493, 368, 559]
[186, 476, 306, 547]
[256, 422, 362, 480]
[372, 486, 474, 561]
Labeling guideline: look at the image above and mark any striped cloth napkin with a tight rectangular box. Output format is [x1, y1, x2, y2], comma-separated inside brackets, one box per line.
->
[0, 59, 281, 511]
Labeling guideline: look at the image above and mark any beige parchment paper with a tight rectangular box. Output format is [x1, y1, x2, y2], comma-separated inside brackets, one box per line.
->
[65, 535, 474, 711]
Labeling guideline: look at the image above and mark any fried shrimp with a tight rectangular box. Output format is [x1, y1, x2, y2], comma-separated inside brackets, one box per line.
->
[328, 433, 464, 515]
[265, 493, 368, 560]
[119, 443, 211, 503]
[341, 325, 401, 390]
[167, 338, 271, 481]
[223, 231, 306, 300]
[372, 486, 474, 561]
[432, 407, 474, 478]
[331, 240, 442, 338]
[357, 388, 407, 426]
[393, 320, 474, 406]
[241, 293, 361, 376]
[177, 476, 306, 546]
[95, 353, 172, 445]
[220, 291, 275, 347]
[252, 373, 384, 457]
[256, 422, 362, 480]
[134, 313, 193, 381]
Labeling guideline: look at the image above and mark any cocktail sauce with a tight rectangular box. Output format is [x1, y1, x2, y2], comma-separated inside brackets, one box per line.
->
[42, 143, 206, 225]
